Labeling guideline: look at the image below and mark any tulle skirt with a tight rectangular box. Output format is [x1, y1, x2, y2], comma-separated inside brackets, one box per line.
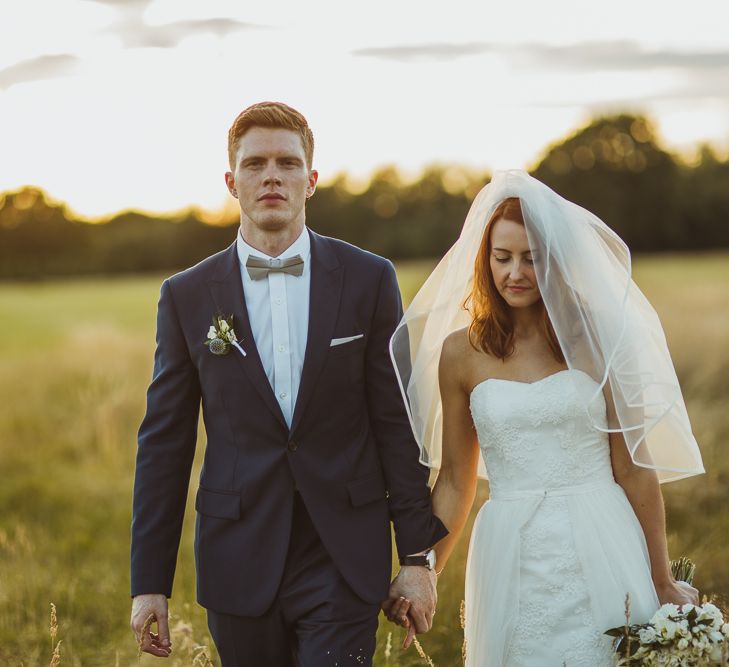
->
[464, 480, 660, 666]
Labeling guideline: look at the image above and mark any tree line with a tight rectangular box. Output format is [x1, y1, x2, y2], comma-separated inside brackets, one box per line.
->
[1, 114, 727, 280]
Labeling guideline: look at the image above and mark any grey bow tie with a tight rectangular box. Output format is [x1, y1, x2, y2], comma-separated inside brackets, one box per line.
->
[246, 254, 305, 280]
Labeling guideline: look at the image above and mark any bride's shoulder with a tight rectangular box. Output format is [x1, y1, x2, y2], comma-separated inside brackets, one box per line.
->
[440, 327, 481, 373]
[441, 327, 472, 358]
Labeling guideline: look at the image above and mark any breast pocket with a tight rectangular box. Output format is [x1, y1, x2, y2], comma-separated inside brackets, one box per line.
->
[328, 335, 366, 358]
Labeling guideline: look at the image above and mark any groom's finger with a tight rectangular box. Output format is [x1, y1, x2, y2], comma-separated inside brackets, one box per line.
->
[397, 600, 412, 626]
[388, 597, 408, 624]
[402, 622, 417, 649]
[409, 607, 430, 634]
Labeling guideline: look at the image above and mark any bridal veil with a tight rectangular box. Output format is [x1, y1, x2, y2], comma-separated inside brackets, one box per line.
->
[389, 169, 703, 482]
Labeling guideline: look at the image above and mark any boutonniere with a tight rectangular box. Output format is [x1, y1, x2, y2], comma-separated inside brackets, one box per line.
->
[205, 314, 246, 357]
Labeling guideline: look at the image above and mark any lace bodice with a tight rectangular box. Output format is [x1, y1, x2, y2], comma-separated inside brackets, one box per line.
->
[469, 369, 614, 496]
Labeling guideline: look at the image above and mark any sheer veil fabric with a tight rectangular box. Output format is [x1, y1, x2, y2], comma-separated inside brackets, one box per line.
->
[389, 169, 704, 483]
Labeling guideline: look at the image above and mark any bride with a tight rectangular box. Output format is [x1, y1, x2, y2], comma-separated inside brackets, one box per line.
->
[389, 170, 704, 665]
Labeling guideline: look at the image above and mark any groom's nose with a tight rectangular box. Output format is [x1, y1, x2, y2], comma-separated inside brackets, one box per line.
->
[263, 164, 283, 186]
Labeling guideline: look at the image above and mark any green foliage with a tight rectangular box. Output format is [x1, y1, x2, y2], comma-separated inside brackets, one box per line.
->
[2, 115, 727, 280]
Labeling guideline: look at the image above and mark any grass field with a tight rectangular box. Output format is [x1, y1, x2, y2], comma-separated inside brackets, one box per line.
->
[1, 252, 728, 666]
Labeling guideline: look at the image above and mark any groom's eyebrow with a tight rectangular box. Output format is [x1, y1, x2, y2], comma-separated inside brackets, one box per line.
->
[240, 154, 304, 165]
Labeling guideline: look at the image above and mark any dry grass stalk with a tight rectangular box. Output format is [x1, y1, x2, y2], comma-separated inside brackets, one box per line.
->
[137, 612, 155, 660]
[49, 640, 62, 667]
[460, 599, 467, 664]
[413, 636, 435, 666]
[50, 602, 58, 649]
[191, 645, 214, 667]
[623, 593, 632, 665]
[384, 631, 392, 662]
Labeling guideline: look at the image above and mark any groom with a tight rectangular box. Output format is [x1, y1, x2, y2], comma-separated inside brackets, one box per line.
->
[129, 101, 447, 665]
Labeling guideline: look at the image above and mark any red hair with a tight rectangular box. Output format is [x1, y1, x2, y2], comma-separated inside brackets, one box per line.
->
[227, 101, 314, 170]
[466, 197, 564, 362]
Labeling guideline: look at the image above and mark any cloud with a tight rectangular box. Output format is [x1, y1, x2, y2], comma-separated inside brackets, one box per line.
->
[352, 42, 496, 62]
[80, 0, 266, 49]
[0, 54, 79, 90]
[524, 41, 729, 72]
[110, 17, 264, 49]
[352, 39, 729, 72]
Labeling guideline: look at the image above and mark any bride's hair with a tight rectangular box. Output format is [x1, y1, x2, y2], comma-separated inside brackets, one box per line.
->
[466, 197, 564, 362]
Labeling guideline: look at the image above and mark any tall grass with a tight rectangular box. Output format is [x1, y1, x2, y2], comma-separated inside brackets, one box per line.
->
[0, 253, 727, 665]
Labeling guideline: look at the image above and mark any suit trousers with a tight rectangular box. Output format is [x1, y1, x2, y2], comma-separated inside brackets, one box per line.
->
[206, 492, 381, 666]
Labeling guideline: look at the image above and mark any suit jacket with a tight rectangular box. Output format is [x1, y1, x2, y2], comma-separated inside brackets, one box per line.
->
[130, 228, 447, 616]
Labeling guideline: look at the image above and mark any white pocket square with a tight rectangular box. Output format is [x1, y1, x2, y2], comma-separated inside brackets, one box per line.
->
[330, 334, 364, 347]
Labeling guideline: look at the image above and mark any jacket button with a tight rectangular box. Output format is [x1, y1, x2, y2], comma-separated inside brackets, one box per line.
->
[287, 440, 298, 452]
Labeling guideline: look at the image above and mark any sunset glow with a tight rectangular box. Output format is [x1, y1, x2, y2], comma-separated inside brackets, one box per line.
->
[1, 0, 728, 217]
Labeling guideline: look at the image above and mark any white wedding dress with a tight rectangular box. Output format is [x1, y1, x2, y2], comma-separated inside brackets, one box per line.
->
[464, 368, 661, 666]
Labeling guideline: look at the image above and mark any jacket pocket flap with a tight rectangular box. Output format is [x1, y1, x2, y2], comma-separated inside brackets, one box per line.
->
[346, 472, 388, 507]
[195, 487, 241, 520]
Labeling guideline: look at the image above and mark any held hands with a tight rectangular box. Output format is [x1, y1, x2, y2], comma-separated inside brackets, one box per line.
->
[130, 593, 172, 657]
[381, 566, 437, 649]
[655, 578, 700, 607]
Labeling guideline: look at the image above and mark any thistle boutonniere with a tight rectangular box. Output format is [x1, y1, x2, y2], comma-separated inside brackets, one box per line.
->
[205, 314, 246, 357]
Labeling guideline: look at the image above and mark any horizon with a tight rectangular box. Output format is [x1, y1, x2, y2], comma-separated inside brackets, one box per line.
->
[2, 112, 723, 224]
[1, 0, 728, 218]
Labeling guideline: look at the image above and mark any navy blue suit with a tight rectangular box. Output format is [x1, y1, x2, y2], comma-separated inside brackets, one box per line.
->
[131, 229, 447, 661]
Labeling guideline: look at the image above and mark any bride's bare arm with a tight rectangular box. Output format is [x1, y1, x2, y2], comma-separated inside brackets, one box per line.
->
[608, 418, 699, 606]
[430, 332, 481, 573]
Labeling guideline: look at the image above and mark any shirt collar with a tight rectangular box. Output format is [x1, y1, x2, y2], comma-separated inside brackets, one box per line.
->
[236, 226, 311, 268]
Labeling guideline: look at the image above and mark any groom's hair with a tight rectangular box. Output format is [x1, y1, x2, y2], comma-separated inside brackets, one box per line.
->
[227, 102, 315, 170]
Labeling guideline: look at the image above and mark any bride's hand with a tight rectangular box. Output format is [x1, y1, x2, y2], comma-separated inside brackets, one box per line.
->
[655, 579, 699, 606]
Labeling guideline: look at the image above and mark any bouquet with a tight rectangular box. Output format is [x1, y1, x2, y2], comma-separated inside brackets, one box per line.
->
[607, 558, 729, 666]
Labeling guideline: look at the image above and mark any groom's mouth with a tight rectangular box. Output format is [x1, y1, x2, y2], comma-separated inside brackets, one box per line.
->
[258, 193, 286, 202]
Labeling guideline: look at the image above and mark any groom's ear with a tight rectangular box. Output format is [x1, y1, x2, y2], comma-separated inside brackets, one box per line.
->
[225, 172, 237, 198]
[306, 169, 318, 199]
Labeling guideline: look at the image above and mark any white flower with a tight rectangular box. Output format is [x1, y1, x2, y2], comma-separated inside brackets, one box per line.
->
[721, 622, 729, 636]
[220, 320, 230, 332]
[710, 643, 724, 662]
[639, 627, 658, 644]
[697, 602, 724, 630]
[652, 604, 679, 624]
[654, 617, 680, 641]
[228, 328, 237, 342]
[207, 325, 217, 340]
[677, 637, 689, 650]
[709, 630, 724, 643]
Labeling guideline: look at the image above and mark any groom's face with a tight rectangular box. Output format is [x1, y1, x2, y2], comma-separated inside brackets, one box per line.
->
[226, 127, 318, 233]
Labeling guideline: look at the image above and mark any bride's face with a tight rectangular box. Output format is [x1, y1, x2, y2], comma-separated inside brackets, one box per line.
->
[488, 218, 541, 308]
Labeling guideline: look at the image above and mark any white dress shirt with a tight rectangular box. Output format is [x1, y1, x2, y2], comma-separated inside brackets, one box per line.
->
[236, 228, 310, 428]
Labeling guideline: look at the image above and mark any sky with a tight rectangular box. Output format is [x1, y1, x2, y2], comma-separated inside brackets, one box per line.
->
[1, 0, 728, 218]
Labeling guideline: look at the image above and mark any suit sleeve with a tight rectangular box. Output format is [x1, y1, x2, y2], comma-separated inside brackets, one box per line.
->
[365, 261, 448, 557]
[130, 279, 201, 597]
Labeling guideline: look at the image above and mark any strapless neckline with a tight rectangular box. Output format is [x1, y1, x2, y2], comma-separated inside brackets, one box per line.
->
[470, 368, 593, 400]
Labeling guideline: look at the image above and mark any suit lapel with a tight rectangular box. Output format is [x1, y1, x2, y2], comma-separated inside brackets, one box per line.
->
[290, 230, 343, 434]
[207, 242, 287, 430]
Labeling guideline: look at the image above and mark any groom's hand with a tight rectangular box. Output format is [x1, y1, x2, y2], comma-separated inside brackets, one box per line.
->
[130, 593, 172, 657]
[383, 567, 437, 642]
